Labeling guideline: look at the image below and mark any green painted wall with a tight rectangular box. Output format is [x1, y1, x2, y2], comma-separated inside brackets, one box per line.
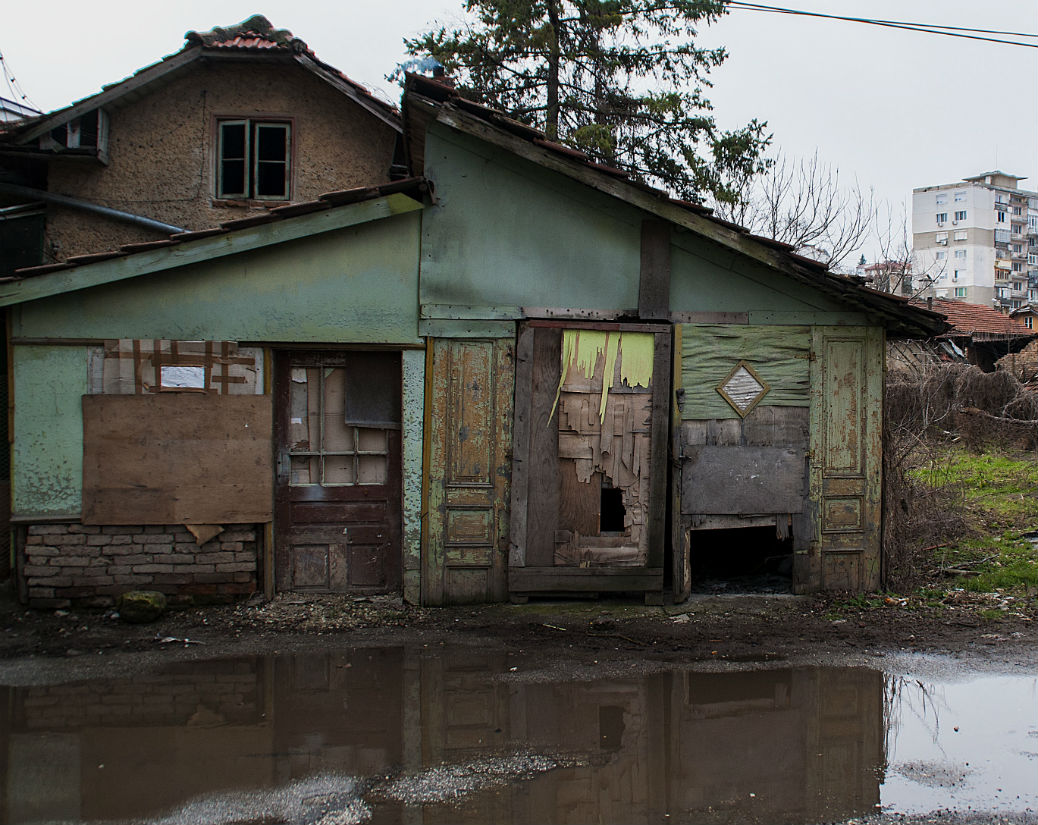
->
[13, 212, 422, 344]
[670, 232, 854, 316]
[12, 346, 89, 514]
[401, 348, 425, 605]
[680, 324, 812, 419]
[421, 125, 640, 311]
[423, 123, 875, 325]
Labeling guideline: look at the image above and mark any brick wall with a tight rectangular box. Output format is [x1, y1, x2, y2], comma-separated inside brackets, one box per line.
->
[14, 660, 263, 729]
[22, 524, 259, 608]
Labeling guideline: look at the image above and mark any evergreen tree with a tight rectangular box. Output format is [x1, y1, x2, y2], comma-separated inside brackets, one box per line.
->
[401, 0, 770, 203]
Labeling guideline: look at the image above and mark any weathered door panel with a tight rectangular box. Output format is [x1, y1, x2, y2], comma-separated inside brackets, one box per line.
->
[809, 327, 883, 592]
[509, 322, 670, 595]
[423, 338, 513, 605]
[274, 352, 402, 593]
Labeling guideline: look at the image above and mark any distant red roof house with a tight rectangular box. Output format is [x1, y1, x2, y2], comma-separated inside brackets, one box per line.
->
[911, 298, 1036, 371]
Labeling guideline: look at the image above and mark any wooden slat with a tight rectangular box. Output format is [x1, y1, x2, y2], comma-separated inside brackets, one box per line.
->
[82, 394, 272, 525]
[646, 330, 672, 569]
[524, 327, 562, 567]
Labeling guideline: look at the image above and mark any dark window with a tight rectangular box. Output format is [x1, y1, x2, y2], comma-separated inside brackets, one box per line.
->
[217, 119, 290, 200]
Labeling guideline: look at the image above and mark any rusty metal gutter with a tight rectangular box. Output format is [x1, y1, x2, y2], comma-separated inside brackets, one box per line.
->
[0, 183, 185, 234]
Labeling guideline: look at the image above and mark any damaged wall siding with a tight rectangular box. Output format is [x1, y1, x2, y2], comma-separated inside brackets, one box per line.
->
[554, 331, 654, 567]
[680, 325, 811, 419]
[677, 324, 814, 551]
[12, 346, 90, 514]
[43, 61, 399, 261]
[12, 213, 423, 344]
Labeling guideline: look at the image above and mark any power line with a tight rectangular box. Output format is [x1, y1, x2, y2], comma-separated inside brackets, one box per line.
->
[0, 49, 40, 112]
[725, 2, 1038, 48]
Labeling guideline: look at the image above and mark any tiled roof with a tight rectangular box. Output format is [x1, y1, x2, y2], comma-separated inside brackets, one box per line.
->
[5, 179, 428, 281]
[917, 298, 1033, 338]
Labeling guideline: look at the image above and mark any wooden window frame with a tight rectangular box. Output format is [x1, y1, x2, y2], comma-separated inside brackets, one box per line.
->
[216, 118, 292, 201]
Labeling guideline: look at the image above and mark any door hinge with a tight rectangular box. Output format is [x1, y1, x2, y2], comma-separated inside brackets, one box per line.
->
[795, 351, 816, 361]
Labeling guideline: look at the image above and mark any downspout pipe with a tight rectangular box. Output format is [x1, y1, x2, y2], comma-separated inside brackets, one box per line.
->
[0, 182, 185, 235]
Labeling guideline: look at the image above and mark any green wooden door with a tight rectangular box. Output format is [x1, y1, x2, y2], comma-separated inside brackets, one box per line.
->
[423, 338, 514, 605]
[809, 326, 884, 591]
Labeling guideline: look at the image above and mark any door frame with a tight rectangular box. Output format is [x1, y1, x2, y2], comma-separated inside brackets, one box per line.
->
[272, 348, 403, 594]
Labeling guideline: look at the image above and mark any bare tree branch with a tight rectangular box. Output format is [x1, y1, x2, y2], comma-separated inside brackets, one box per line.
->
[711, 149, 874, 270]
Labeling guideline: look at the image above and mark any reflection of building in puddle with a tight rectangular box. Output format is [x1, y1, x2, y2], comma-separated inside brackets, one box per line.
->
[0, 650, 883, 824]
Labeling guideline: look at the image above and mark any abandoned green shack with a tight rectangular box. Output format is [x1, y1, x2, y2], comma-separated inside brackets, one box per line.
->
[0, 76, 944, 608]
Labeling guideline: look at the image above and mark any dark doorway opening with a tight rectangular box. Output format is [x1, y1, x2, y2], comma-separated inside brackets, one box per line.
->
[689, 526, 793, 593]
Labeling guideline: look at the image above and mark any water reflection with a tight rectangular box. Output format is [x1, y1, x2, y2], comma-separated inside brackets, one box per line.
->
[0, 649, 1032, 824]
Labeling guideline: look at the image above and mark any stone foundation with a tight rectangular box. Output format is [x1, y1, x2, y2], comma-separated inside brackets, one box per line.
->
[22, 524, 259, 608]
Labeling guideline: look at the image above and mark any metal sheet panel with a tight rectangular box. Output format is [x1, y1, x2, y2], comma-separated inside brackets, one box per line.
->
[681, 446, 806, 515]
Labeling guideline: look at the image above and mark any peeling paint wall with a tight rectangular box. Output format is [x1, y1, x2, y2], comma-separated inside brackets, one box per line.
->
[44, 61, 398, 261]
[12, 346, 89, 514]
[401, 348, 425, 604]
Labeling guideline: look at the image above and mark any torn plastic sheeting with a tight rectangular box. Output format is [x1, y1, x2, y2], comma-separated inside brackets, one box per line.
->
[550, 330, 654, 423]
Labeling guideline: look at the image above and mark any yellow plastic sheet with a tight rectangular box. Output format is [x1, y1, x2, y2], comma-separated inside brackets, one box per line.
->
[551, 330, 654, 423]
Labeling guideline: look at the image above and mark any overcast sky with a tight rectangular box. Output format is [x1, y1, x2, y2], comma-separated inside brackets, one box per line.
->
[2, 1, 1036, 261]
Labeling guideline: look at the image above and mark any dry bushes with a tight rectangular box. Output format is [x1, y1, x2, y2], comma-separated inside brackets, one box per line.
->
[882, 363, 1038, 589]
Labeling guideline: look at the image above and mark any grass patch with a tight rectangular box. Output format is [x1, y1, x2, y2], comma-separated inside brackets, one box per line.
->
[908, 447, 1038, 595]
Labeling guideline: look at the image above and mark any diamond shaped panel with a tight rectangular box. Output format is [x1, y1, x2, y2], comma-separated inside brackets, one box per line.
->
[716, 361, 770, 417]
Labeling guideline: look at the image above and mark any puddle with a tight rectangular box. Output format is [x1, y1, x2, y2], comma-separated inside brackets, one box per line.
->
[0, 648, 1034, 824]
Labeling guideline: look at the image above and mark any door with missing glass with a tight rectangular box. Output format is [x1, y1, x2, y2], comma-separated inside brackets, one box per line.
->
[274, 351, 402, 593]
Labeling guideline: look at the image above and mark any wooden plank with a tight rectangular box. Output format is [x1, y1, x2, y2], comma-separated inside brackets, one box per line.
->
[639, 220, 671, 320]
[509, 566, 664, 592]
[670, 324, 690, 600]
[524, 327, 561, 567]
[681, 445, 807, 515]
[508, 327, 535, 568]
[646, 330, 672, 569]
[82, 394, 272, 525]
[558, 461, 601, 536]
[669, 312, 749, 324]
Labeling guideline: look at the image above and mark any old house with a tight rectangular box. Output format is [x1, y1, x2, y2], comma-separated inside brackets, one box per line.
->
[0, 70, 943, 609]
[0, 16, 403, 268]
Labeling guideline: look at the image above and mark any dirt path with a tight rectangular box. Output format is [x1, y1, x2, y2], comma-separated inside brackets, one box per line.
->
[0, 586, 1034, 678]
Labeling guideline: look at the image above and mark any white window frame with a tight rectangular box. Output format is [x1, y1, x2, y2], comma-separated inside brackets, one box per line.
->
[953, 210, 967, 221]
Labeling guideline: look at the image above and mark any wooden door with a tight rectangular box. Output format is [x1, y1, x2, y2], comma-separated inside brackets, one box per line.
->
[274, 351, 402, 593]
[509, 322, 670, 595]
[423, 338, 513, 605]
[809, 327, 884, 591]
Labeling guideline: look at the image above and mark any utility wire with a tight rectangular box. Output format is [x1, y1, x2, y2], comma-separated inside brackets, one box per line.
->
[725, 2, 1038, 48]
[0, 49, 40, 112]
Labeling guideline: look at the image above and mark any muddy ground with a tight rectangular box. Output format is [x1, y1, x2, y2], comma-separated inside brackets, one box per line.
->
[0, 583, 1035, 677]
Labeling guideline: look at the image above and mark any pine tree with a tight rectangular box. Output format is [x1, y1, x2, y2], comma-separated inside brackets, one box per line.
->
[401, 0, 770, 203]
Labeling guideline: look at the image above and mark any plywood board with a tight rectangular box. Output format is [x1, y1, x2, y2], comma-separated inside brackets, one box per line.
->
[681, 445, 806, 515]
[82, 394, 272, 525]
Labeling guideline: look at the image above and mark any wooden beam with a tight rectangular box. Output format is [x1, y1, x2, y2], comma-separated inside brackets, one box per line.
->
[639, 220, 671, 320]
[0, 193, 423, 307]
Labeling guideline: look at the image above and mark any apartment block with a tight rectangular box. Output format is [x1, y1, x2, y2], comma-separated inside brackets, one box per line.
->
[912, 171, 1038, 311]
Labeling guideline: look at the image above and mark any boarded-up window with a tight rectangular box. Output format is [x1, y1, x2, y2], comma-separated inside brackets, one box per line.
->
[90, 340, 262, 395]
[82, 394, 273, 525]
